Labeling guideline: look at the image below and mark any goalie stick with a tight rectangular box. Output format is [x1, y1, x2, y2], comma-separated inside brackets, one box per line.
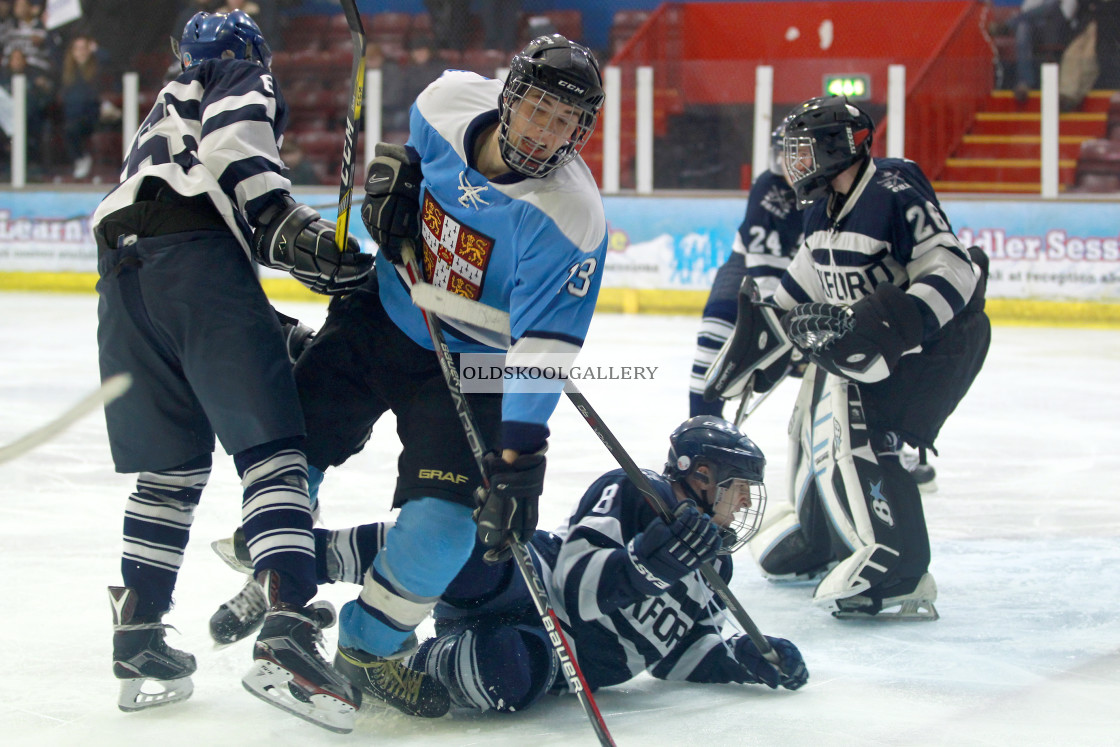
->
[0, 373, 131, 464]
[399, 244, 616, 747]
[333, 0, 366, 252]
[402, 289, 785, 671]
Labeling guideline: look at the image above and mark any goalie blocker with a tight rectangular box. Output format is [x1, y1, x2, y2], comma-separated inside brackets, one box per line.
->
[702, 277, 793, 403]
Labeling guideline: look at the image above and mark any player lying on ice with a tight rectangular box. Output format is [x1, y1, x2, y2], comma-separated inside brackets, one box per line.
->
[209, 416, 807, 712]
[701, 95, 990, 620]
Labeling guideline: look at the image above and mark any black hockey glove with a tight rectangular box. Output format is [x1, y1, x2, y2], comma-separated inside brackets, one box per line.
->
[473, 450, 546, 561]
[253, 197, 373, 295]
[361, 142, 422, 264]
[272, 308, 315, 365]
[790, 282, 924, 384]
[702, 277, 793, 402]
[627, 501, 722, 591]
[734, 635, 808, 691]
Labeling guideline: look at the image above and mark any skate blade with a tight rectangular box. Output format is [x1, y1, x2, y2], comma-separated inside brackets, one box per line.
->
[211, 538, 252, 575]
[242, 660, 357, 734]
[118, 676, 194, 711]
[832, 600, 939, 621]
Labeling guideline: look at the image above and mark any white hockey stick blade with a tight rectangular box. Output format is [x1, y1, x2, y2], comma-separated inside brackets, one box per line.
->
[410, 283, 511, 335]
[0, 373, 131, 464]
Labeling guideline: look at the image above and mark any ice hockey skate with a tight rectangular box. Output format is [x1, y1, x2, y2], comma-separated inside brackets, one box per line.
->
[902, 447, 938, 493]
[211, 526, 252, 574]
[831, 573, 939, 621]
[335, 641, 451, 718]
[242, 571, 361, 733]
[210, 575, 268, 644]
[109, 586, 196, 712]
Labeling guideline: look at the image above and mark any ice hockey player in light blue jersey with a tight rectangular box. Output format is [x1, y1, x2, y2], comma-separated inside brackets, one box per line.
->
[229, 34, 611, 719]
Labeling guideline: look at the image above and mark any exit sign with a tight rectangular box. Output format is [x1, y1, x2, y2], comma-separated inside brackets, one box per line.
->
[823, 74, 871, 101]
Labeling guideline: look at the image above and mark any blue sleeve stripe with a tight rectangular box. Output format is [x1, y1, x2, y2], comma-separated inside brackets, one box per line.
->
[519, 329, 585, 347]
[779, 274, 814, 304]
[217, 155, 283, 196]
[912, 273, 966, 314]
[165, 96, 201, 123]
[909, 293, 940, 339]
[500, 421, 550, 453]
[201, 104, 272, 139]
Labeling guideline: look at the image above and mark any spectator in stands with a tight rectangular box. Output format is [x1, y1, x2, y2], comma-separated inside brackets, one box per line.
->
[382, 34, 446, 132]
[59, 32, 109, 179]
[280, 136, 320, 185]
[477, 0, 521, 52]
[1006, 0, 1079, 103]
[1081, 0, 1120, 88]
[0, 1, 15, 43]
[424, 0, 470, 52]
[1, 1, 57, 174]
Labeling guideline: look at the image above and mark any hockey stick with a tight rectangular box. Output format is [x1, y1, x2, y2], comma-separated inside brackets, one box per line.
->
[0, 373, 131, 464]
[399, 244, 616, 747]
[334, 0, 366, 252]
[731, 364, 792, 428]
[562, 383, 785, 670]
[401, 289, 785, 670]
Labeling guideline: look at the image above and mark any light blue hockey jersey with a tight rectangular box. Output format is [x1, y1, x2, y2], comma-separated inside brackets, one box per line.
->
[377, 70, 608, 452]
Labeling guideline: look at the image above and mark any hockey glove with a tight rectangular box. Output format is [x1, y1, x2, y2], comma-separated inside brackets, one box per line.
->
[473, 450, 546, 561]
[272, 308, 315, 365]
[703, 277, 793, 402]
[361, 142, 423, 264]
[734, 635, 808, 690]
[253, 197, 373, 295]
[793, 282, 924, 384]
[627, 501, 722, 592]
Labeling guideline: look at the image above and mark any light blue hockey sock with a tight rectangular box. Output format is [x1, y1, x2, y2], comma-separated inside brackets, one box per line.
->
[339, 498, 476, 656]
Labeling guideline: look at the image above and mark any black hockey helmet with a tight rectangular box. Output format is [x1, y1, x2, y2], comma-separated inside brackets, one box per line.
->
[664, 416, 767, 553]
[769, 120, 787, 177]
[782, 95, 874, 205]
[172, 10, 272, 72]
[498, 34, 604, 178]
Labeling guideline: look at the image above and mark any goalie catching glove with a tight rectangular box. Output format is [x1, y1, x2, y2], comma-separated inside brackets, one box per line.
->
[783, 282, 924, 383]
[703, 277, 793, 402]
[253, 196, 372, 295]
[361, 142, 423, 264]
[473, 449, 546, 561]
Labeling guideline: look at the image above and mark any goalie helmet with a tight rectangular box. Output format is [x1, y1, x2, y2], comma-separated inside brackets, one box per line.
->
[498, 34, 604, 178]
[664, 416, 767, 554]
[768, 121, 787, 177]
[173, 10, 272, 72]
[782, 95, 874, 205]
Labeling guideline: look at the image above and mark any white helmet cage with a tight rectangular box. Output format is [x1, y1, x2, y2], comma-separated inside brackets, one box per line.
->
[498, 35, 604, 178]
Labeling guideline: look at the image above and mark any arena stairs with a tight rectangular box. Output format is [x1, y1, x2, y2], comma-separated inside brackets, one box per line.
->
[934, 89, 1116, 194]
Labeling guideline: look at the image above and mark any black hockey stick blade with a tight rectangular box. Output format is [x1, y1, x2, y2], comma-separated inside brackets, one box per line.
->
[563, 382, 784, 670]
[334, 0, 366, 251]
[0, 373, 131, 464]
[399, 244, 616, 747]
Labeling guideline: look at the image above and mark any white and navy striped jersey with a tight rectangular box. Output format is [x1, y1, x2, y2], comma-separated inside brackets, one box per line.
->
[91, 59, 291, 257]
[733, 169, 804, 299]
[543, 469, 766, 689]
[377, 70, 608, 452]
[774, 158, 979, 339]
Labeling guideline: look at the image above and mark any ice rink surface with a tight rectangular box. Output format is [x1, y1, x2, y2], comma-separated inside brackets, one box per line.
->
[1, 292, 1118, 746]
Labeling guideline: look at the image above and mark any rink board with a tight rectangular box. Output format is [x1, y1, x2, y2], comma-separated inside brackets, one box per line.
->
[2, 189, 1118, 326]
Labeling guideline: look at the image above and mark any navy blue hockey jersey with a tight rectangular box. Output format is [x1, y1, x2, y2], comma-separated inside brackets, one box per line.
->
[543, 470, 767, 689]
[91, 59, 291, 256]
[734, 170, 804, 298]
[774, 158, 979, 340]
